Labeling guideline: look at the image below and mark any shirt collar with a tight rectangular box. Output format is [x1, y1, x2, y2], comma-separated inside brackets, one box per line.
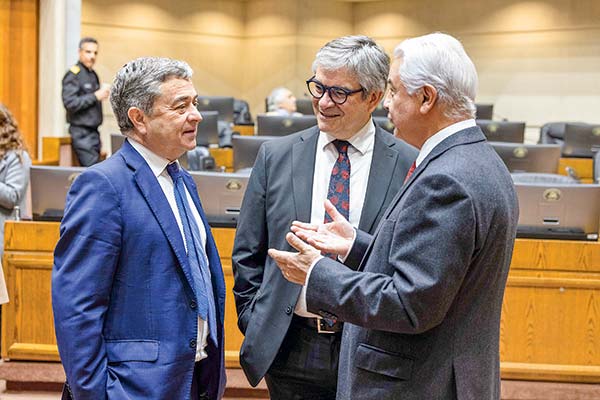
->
[128, 138, 176, 178]
[77, 61, 93, 72]
[318, 117, 376, 155]
[416, 119, 476, 167]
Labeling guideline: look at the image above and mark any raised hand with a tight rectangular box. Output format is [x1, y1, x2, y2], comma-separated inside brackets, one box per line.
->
[291, 199, 355, 256]
[268, 233, 322, 285]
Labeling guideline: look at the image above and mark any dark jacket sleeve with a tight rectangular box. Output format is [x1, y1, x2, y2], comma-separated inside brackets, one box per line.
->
[231, 144, 269, 334]
[52, 168, 122, 399]
[307, 173, 476, 334]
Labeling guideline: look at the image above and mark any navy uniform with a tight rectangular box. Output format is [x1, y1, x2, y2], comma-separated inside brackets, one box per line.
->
[62, 61, 102, 166]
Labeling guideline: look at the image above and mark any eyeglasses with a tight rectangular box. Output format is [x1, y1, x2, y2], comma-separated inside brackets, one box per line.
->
[306, 77, 364, 105]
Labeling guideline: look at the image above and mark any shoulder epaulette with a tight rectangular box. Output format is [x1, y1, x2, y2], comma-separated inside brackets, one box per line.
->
[70, 65, 81, 74]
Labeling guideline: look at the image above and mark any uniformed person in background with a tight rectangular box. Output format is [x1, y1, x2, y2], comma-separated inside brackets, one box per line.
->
[62, 37, 110, 167]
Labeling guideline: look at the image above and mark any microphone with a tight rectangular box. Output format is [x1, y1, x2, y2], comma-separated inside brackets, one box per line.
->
[565, 166, 580, 183]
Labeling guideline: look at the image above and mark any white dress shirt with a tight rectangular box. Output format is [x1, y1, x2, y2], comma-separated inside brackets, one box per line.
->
[415, 119, 476, 167]
[295, 118, 376, 318]
[128, 139, 210, 362]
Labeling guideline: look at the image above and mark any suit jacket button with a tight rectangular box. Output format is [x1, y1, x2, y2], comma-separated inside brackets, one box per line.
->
[285, 306, 292, 315]
[190, 300, 197, 309]
[189, 339, 197, 349]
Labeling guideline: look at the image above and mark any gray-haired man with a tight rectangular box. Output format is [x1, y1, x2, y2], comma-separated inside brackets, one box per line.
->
[53, 57, 226, 399]
[271, 32, 519, 400]
[232, 35, 417, 399]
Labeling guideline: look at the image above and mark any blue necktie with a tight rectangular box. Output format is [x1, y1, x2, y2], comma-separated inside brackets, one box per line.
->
[166, 162, 217, 346]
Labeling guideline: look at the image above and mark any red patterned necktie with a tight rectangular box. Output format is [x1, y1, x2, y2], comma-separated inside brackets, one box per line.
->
[325, 140, 351, 223]
[323, 140, 351, 259]
[404, 161, 416, 184]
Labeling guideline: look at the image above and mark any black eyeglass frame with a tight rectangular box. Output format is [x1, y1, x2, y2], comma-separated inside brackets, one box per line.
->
[305, 76, 365, 105]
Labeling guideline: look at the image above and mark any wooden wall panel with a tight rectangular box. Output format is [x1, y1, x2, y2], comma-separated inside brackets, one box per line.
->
[500, 239, 600, 383]
[0, 0, 38, 157]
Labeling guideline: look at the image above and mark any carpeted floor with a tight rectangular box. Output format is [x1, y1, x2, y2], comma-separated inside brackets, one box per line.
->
[1, 361, 600, 399]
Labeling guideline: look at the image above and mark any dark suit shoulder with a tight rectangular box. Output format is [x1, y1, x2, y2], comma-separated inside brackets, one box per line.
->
[374, 128, 418, 158]
[259, 127, 319, 156]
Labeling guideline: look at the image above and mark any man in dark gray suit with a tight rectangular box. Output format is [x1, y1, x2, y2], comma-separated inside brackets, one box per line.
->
[270, 32, 519, 399]
[232, 36, 417, 399]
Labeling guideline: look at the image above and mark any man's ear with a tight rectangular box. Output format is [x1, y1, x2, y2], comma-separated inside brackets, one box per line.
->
[127, 107, 147, 135]
[420, 84, 437, 114]
[367, 90, 384, 113]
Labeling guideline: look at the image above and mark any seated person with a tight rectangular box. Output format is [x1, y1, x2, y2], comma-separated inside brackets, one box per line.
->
[266, 87, 302, 117]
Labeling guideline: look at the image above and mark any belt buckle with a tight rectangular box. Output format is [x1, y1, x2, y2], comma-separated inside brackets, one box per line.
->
[317, 318, 336, 334]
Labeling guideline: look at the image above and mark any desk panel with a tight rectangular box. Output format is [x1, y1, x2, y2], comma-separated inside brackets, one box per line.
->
[558, 157, 594, 183]
[3, 222, 600, 381]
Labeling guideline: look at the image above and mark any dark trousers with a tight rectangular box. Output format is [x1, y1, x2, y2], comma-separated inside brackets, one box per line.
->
[191, 356, 219, 400]
[265, 316, 341, 400]
[69, 125, 101, 167]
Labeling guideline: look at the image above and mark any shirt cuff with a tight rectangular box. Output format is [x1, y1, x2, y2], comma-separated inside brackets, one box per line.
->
[338, 228, 357, 263]
[305, 255, 324, 286]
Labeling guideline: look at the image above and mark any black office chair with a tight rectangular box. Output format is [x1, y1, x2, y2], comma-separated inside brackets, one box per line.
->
[234, 98, 253, 125]
[186, 146, 215, 171]
[538, 122, 587, 145]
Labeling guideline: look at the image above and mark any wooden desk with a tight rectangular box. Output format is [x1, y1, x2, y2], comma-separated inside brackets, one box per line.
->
[3, 223, 600, 381]
[209, 148, 233, 172]
[1, 222, 242, 367]
[233, 124, 255, 136]
[1, 221, 59, 361]
[41, 136, 75, 167]
[500, 238, 600, 382]
[558, 157, 594, 183]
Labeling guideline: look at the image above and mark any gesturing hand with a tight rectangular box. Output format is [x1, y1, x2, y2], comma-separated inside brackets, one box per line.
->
[291, 199, 355, 256]
[268, 233, 322, 285]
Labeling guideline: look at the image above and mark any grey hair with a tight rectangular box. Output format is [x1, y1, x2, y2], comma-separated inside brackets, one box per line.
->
[110, 57, 193, 133]
[267, 87, 291, 112]
[393, 32, 477, 119]
[312, 35, 389, 96]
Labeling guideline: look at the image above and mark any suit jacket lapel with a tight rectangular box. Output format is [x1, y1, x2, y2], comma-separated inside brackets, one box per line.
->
[292, 128, 319, 222]
[119, 141, 196, 294]
[381, 126, 487, 223]
[361, 126, 488, 268]
[358, 127, 399, 232]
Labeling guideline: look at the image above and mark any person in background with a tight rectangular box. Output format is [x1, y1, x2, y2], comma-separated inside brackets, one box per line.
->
[62, 37, 110, 167]
[0, 103, 31, 255]
[53, 57, 226, 399]
[266, 87, 302, 117]
[0, 103, 32, 305]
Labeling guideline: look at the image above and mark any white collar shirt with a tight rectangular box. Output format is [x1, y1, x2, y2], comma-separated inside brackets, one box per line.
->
[416, 119, 476, 167]
[128, 138, 210, 362]
[295, 118, 376, 318]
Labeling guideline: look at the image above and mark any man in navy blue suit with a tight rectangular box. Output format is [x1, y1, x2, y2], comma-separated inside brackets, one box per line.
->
[52, 57, 226, 399]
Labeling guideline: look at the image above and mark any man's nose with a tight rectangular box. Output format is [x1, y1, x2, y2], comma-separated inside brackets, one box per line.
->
[318, 90, 336, 108]
[191, 108, 203, 122]
[383, 93, 391, 110]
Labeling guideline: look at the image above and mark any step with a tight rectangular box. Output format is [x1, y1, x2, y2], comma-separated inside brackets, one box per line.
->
[0, 361, 268, 398]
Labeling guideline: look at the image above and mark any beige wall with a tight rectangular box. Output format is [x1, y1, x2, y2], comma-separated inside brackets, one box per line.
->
[82, 0, 246, 148]
[78, 0, 600, 148]
[355, 0, 600, 142]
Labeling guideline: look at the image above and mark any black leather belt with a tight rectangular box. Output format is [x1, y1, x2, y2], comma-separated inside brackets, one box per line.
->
[293, 315, 343, 334]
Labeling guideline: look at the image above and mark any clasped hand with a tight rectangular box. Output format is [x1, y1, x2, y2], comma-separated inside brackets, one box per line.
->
[268, 200, 355, 285]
